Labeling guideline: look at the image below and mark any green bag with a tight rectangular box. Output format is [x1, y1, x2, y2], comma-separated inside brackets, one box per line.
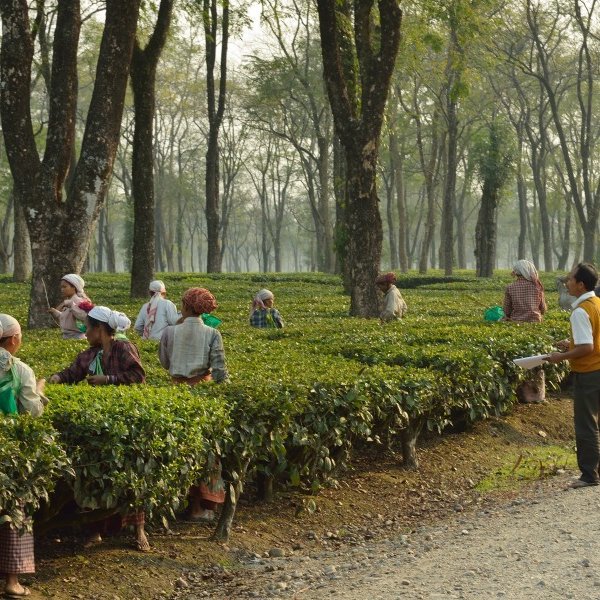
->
[484, 306, 505, 322]
[0, 366, 21, 415]
[201, 313, 222, 329]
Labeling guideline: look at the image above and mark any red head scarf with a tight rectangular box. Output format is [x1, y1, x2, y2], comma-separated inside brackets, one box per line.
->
[375, 272, 396, 285]
[182, 287, 218, 315]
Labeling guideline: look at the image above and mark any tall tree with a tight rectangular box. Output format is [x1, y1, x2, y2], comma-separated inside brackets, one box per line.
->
[0, 0, 141, 326]
[129, 0, 174, 297]
[201, 0, 229, 272]
[316, 0, 402, 317]
[473, 120, 514, 277]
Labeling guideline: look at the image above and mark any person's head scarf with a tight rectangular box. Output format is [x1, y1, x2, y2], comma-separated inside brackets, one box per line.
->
[513, 259, 543, 290]
[149, 280, 166, 294]
[62, 273, 85, 295]
[251, 289, 274, 312]
[375, 272, 396, 285]
[142, 280, 167, 338]
[0, 314, 21, 338]
[182, 288, 217, 315]
[88, 306, 131, 332]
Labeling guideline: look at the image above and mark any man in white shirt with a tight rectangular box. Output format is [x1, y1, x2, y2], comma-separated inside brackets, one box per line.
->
[547, 263, 600, 488]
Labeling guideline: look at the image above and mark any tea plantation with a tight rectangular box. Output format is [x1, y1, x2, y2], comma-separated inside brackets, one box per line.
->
[0, 271, 571, 540]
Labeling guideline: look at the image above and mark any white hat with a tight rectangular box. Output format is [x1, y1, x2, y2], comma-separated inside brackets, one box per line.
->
[0, 314, 21, 338]
[62, 273, 85, 294]
[88, 306, 131, 332]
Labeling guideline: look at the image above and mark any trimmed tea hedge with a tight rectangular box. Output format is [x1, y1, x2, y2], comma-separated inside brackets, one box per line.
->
[0, 272, 571, 539]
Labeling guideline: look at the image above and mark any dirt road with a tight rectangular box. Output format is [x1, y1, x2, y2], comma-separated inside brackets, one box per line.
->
[172, 474, 600, 599]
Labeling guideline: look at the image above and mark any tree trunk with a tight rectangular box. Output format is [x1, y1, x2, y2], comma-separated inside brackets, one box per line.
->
[455, 181, 467, 269]
[517, 164, 528, 260]
[475, 183, 499, 278]
[318, 135, 334, 273]
[385, 178, 398, 271]
[557, 196, 571, 270]
[12, 190, 31, 282]
[205, 129, 222, 272]
[204, 0, 229, 273]
[441, 97, 458, 276]
[400, 421, 422, 470]
[129, 0, 173, 296]
[333, 135, 351, 290]
[0, 190, 13, 274]
[0, 0, 141, 324]
[317, 0, 402, 315]
[344, 144, 383, 315]
[212, 459, 250, 542]
[395, 160, 409, 273]
[96, 206, 105, 272]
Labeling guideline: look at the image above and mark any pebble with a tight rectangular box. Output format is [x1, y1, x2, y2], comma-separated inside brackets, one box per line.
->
[175, 578, 188, 589]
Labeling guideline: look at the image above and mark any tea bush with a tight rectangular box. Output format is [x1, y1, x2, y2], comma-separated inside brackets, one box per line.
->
[0, 271, 571, 538]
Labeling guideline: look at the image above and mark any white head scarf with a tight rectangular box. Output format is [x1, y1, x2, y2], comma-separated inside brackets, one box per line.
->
[149, 280, 166, 294]
[143, 280, 166, 338]
[251, 289, 274, 312]
[513, 260, 539, 282]
[88, 306, 131, 332]
[0, 314, 21, 338]
[62, 273, 85, 294]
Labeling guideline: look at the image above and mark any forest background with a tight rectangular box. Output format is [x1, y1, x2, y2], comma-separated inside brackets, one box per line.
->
[0, 0, 597, 302]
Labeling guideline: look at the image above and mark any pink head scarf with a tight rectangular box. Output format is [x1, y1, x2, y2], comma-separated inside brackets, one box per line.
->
[251, 289, 274, 313]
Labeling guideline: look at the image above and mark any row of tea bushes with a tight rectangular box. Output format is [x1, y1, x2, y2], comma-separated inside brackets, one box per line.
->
[0, 272, 572, 540]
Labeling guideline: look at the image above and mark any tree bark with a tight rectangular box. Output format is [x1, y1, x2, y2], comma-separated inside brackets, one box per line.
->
[516, 159, 528, 260]
[316, 0, 402, 316]
[129, 0, 173, 296]
[0, 189, 13, 274]
[96, 206, 105, 272]
[203, 0, 229, 273]
[475, 183, 500, 278]
[384, 167, 398, 271]
[441, 23, 462, 276]
[0, 0, 141, 325]
[12, 189, 31, 282]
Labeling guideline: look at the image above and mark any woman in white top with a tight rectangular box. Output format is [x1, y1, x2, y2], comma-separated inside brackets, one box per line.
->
[375, 272, 407, 322]
[134, 280, 179, 340]
[48, 273, 92, 339]
[0, 314, 47, 599]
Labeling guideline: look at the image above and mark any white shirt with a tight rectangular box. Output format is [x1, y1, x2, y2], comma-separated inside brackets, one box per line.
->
[381, 285, 407, 322]
[134, 297, 179, 340]
[0, 349, 46, 416]
[570, 291, 596, 345]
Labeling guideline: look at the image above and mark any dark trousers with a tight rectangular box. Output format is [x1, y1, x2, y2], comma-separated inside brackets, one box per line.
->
[573, 370, 600, 483]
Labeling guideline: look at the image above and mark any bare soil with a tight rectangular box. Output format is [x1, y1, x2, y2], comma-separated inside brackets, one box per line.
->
[27, 395, 575, 600]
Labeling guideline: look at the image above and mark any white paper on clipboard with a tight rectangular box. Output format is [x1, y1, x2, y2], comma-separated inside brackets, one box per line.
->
[513, 355, 549, 369]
